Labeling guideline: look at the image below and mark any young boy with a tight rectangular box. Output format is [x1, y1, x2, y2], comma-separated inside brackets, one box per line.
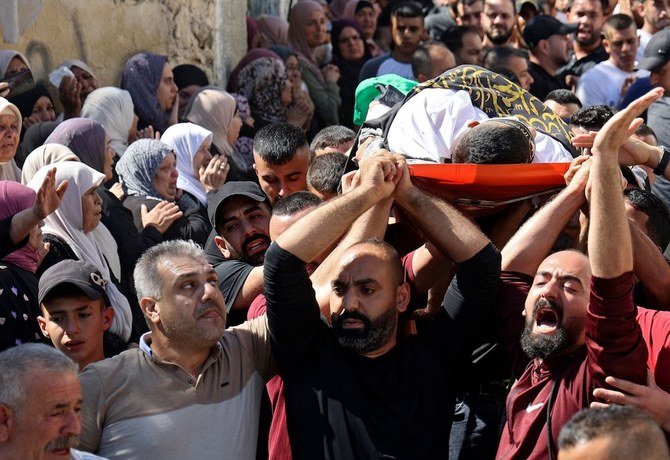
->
[37, 259, 114, 371]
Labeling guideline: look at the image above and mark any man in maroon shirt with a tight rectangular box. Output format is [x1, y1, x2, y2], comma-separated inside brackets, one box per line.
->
[495, 88, 665, 459]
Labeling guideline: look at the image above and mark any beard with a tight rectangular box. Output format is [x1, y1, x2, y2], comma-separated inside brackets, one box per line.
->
[520, 298, 576, 360]
[332, 308, 397, 354]
[486, 27, 513, 45]
[230, 233, 271, 266]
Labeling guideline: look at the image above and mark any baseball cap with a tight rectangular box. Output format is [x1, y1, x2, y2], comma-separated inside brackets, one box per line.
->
[39, 259, 107, 305]
[516, 0, 542, 14]
[523, 15, 578, 48]
[208, 181, 268, 228]
[639, 29, 670, 72]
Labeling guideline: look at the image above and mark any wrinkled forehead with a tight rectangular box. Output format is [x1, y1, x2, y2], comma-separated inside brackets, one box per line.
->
[537, 251, 591, 284]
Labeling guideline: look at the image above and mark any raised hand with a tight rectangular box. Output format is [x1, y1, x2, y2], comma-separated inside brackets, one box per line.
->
[199, 155, 229, 193]
[141, 201, 183, 234]
[59, 75, 82, 119]
[33, 168, 68, 220]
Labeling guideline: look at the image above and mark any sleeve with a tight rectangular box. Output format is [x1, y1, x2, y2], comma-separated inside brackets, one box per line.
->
[164, 204, 212, 247]
[300, 61, 341, 127]
[231, 315, 276, 381]
[264, 242, 324, 375]
[78, 366, 105, 453]
[495, 270, 534, 377]
[215, 259, 255, 312]
[442, 243, 501, 357]
[637, 308, 670, 392]
[0, 215, 28, 259]
[586, 272, 648, 390]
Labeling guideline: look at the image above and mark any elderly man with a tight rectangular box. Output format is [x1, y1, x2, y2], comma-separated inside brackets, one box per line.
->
[0, 343, 105, 460]
[78, 240, 273, 459]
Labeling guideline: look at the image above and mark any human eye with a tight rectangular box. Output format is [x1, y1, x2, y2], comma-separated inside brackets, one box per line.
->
[225, 222, 239, 232]
[50, 315, 65, 324]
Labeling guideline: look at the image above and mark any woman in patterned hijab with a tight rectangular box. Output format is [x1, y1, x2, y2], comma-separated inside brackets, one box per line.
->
[235, 57, 289, 130]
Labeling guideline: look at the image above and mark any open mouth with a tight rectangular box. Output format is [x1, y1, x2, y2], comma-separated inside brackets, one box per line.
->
[534, 307, 560, 334]
[245, 239, 268, 255]
[49, 448, 71, 457]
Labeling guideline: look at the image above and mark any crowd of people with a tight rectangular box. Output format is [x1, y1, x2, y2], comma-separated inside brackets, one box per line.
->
[1, 0, 670, 458]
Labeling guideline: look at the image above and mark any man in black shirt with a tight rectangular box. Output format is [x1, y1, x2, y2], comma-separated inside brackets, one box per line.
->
[264, 151, 500, 459]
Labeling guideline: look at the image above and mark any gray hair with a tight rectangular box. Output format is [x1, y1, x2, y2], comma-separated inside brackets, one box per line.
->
[134, 239, 206, 300]
[0, 344, 78, 410]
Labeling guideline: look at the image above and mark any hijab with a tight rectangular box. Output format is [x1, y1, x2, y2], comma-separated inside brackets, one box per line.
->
[173, 64, 209, 90]
[21, 144, 79, 185]
[0, 50, 30, 78]
[247, 16, 259, 50]
[227, 48, 281, 93]
[0, 181, 39, 273]
[45, 118, 106, 175]
[60, 59, 97, 80]
[0, 97, 22, 182]
[257, 15, 289, 47]
[332, 19, 372, 65]
[161, 123, 213, 206]
[26, 162, 132, 342]
[329, 0, 351, 19]
[10, 82, 54, 121]
[185, 87, 247, 174]
[116, 138, 173, 200]
[80, 87, 134, 157]
[15, 121, 59, 169]
[343, 0, 375, 19]
[289, 0, 325, 77]
[235, 58, 288, 128]
[120, 52, 170, 133]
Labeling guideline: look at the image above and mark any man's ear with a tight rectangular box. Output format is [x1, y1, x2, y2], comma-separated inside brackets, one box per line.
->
[139, 297, 160, 326]
[602, 37, 611, 54]
[214, 235, 232, 259]
[0, 404, 15, 442]
[37, 315, 50, 338]
[395, 283, 411, 314]
[102, 305, 114, 331]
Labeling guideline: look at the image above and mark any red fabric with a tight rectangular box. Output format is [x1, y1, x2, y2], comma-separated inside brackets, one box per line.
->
[408, 163, 571, 202]
[636, 307, 670, 392]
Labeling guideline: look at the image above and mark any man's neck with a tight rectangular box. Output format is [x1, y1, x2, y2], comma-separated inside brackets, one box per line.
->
[78, 348, 105, 372]
[530, 53, 560, 76]
[608, 57, 633, 73]
[573, 39, 601, 60]
[391, 48, 414, 63]
[148, 333, 213, 377]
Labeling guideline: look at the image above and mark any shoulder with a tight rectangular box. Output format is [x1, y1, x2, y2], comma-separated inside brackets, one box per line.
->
[80, 348, 145, 388]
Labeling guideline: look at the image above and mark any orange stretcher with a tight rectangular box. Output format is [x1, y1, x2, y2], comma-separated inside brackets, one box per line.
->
[408, 163, 571, 209]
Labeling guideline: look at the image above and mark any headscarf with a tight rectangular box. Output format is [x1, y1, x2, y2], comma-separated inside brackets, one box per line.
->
[0, 181, 39, 273]
[45, 118, 106, 175]
[257, 15, 289, 47]
[343, 0, 375, 19]
[289, 0, 325, 74]
[268, 45, 296, 63]
[0, 97, 22, 181]
[235, 58, 288, 128]
[116, 138, 173, 200]
[332, 19, 372, 65]
[173, 64, 209, 90]
[227, 48, 281, 93]
[161, 123, 213, 206]
[9, 82, 54, 122]
[120, 53, 170, 133]
[26, 162, 132, 342]
[247, 16, 259, 50]
[231, 93, 254, 168]
[60, 59, 98, 80]
[80, 87, 134, 157]
[15, 121, 59, 169]
[329, 0, 351, 19]
[21, 144, 79, 185]
[185, 87, 247, 173]
[0, 50, 30, 78]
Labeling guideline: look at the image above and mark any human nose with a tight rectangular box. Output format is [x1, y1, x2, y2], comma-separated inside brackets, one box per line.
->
[64, 316, 81, 337]
[539, 278, 560, 300]
[61, 410, 82, 437]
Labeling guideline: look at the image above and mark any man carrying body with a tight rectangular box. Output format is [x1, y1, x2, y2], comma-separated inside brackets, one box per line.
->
[264, 152, 500, 458]
[577, 14, 648, 107]
[495, 89, 664, 459]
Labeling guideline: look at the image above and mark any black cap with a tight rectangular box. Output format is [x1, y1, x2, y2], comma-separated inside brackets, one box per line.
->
[207, 181, 268, 228]
[39, 260, 107, 305]
[523, 15, 578, 48]
[639, 29, 670, 72]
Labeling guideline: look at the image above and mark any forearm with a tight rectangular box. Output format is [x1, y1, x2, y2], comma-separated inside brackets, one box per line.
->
[588, 156, 633, 277]
[502, 188, 583, 273]
[631, 223, 670, 307]
[395, 187, 488, 263]
[644, 145, 670, 181]
[9, 207, 41, 245]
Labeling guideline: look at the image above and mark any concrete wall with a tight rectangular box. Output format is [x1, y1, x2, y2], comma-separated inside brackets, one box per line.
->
[0, 0, 247, 89]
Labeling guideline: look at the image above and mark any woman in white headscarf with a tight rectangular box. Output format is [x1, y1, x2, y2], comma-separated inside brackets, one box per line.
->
[0, 97, 23, 181]
[161, 122, 229, 209]
[0, 50, 31, 79]
[21, 143, 79, 185]
[58, 59, 99, 103]
[27, 162, 133, 343]
[80, 87, 135, 157]
[185, 87, 251, 182]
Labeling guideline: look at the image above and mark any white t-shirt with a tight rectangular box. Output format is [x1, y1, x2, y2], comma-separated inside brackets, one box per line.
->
[386, 88, 574, 163]
[576, 60, 649, 108]
[377, 57, 415, 80]
[637, 29, 653, 63]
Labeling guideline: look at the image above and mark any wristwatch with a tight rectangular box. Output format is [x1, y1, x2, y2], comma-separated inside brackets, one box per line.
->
[653, 145, 670, 176]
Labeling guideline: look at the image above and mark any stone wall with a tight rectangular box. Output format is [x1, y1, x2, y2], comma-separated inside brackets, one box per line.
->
[0, 0, 247, 89]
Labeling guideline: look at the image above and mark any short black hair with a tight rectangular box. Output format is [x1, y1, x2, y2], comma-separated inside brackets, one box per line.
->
[307, 152, 348, 196]
[483, 46, 529, 71]
[253, 122, 309, 166]
[441, 25, 478, 53]
[570, 105, 615, 130]
[603, 13, 635, 40]
[545, 89, 583, 108]
[452, 119, 534, 164]
[624, 187, 670, 249]
[558, 406, 670, 459]
[391, 1, 425, 19]
[310, 125, 356, 152]
[272, 191, 322, 217]
[635, 124, 658, 144]
[412, 44, 433, 79]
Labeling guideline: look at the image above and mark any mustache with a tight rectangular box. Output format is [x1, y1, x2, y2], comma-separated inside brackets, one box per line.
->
[242, 233, 271, 250]
[332, 310, 371, 328]
[533, 297, 563, 317]
[46, 435, 79, 452]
